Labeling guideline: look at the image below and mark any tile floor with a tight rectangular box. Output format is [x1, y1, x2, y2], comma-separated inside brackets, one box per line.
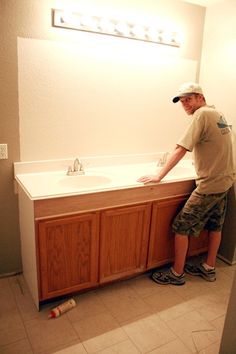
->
[0, 256, 235, 354]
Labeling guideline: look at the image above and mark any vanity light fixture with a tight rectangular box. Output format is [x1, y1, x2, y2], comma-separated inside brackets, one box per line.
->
[52, 9, 180, 48]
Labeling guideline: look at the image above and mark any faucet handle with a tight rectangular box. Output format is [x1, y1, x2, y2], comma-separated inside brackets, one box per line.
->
[78, 159, 84, 171]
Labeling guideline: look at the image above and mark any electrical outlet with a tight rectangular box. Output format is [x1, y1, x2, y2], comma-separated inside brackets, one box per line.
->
[0, 144, 8, 159]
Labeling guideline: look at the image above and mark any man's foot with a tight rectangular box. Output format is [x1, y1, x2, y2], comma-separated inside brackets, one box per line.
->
[151, 268, 185, 286]
[185, 263, 216, 282]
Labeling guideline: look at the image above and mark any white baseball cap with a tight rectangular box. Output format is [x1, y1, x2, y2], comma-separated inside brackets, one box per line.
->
[172, 82, 203, 103]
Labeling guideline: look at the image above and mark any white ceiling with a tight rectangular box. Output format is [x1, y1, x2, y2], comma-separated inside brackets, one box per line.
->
[184, 0, 222, 6]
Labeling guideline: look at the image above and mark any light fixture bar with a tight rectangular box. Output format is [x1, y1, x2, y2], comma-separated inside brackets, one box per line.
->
[52, 9, 180, 48]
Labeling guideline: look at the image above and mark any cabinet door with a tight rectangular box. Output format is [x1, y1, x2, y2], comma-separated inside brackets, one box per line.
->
[99, 203, 151, 283]
[147, 196, 187, 269]
[188, 229, 208, 256]
[147, 195, 209, 270]
[37, 212, 99, 300]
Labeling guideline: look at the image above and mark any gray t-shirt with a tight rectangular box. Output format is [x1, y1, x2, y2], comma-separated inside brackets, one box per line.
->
[177, 105, 235, 194]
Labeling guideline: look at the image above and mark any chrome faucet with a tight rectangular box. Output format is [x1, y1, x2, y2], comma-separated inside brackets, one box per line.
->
[157, 152, 170, 167]
[67, 158, 85, 176]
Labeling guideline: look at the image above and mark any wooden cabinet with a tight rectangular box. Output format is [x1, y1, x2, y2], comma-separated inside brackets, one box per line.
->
[18, 175, 201, 307]
[99, 203, 151, 283]
[37, 212, 99, 300]
[147, 196, 186, 269]
[147, 195, 208, 269]
[35, 194, 208, 303]
[188, 229, 209, 256]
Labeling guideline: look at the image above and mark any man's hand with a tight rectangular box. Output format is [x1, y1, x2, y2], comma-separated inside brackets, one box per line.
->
[137, 175, 162, 184]
[137, 146, 187, 185]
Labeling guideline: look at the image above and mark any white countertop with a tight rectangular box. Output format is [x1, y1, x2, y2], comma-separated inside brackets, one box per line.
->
[14, 155, 196, 200]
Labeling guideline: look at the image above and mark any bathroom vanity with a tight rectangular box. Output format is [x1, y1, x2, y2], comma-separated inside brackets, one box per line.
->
[14, 156, 208, 308]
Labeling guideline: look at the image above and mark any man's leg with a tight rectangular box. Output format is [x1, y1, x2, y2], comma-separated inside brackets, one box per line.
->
[206, 230, 222, 267]
[151, 233, 188, 285]
[184, 230, 221, 282]
[173, 233, 189, 275]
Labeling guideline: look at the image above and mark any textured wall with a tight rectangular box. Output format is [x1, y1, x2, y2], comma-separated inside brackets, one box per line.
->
[0, 0, 205, 274]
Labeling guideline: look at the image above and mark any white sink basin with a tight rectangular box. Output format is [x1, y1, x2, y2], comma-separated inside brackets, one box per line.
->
[58, 174, 112, 189]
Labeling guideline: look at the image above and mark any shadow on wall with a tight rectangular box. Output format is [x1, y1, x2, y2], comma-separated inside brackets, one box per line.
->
[219, 185, 236, 265]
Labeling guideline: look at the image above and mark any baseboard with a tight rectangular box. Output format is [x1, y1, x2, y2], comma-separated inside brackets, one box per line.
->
[217, 254, 236, 266]
[0, 270, 23, 278]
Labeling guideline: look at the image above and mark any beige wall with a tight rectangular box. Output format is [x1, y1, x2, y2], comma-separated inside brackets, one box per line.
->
[199, 0, 236, 127]
[199, 2, 236, 350]
[18, 40, 197, 160]
[0, 0, 205, 275]
[199, 0, 236, 264]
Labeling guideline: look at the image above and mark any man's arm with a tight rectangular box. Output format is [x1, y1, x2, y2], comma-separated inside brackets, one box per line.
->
[137, 145, 188, 183]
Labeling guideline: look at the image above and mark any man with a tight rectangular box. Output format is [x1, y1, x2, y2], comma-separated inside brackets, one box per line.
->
[138, 82, 235, 286]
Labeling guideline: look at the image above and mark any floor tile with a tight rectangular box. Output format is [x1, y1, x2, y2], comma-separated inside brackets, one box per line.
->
[0, 308, 27, 347]
[0, 257, 234, 354]
[172, 276, 213, 300]
[148, 338, 192, 354]
[195, 299, 228, 322]
[97, 281, 152, 324]
[25, 315, 79, 354]
[66, 291, 108, 322]
[0, 277, 28, 347]
[210, 315, 226, 337]
[143, 286, 192, 318]
[53, 342, 87, 354]
[198, 340, 221, 354]
[158, 300, 195, 323]
[207, 268, 233, 290]
[96, 339, 140, 353]
[215, 258, 236, 275]
[123, 313, 176, 353]
[8, 275, 40, 321]
[72, 312, 128, 353]
[96, 280, 140, 302]
[103, 295, 152, 324]
[0, 277, 18, 313]
[167, 310, 220, 352]
[129, 273, 164, 298]
[0, 338, 33, 354]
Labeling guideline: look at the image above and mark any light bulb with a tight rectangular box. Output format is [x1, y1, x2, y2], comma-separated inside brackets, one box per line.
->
[98, 18, 115, 33]
[147, 27, 159, 41]
[130, 24, 145, 38]
[80, 15, 95, 29]
[60, 11, 74, 24]
[115, 22, 129, 36]
[170, 32, 178, 44]
[162, 31, 172, 44]
[157, 30, 163, 42]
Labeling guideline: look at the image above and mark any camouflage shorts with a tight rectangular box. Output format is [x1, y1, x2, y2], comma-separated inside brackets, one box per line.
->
[172, 189, 228, 237]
